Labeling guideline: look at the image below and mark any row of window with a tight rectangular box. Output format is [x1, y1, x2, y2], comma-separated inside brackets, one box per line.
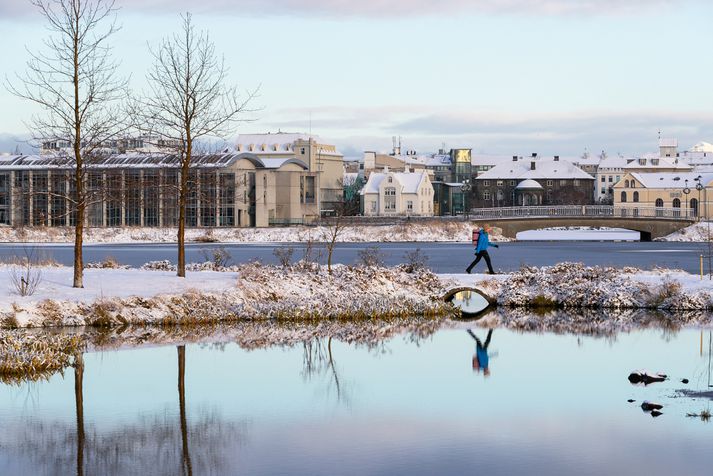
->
[482, 179, 581, 187]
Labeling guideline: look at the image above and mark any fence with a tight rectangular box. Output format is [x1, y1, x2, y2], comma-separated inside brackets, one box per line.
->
[469, 205, 696, 220]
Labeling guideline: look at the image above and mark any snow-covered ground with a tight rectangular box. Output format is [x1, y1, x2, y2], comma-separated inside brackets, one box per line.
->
[2, 259, 713, 330]
[659, 221, 713, 242]
[0, 262, 454, 328]
[0, 222, 510, 244]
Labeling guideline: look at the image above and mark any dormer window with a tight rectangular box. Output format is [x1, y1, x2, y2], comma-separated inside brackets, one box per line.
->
[651, 159, 659, 165]
[300, 147, 305, 154]
[388, 176, 393, 183]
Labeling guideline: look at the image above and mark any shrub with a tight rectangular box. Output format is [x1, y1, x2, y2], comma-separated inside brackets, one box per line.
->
[648, 276, 683, 308]
[200, 247, 232, 269]
[273, 246, 295, 267]
[357, 245, 385, 267]
[403, 247, 429, 272]
[194, 229, 219, 243]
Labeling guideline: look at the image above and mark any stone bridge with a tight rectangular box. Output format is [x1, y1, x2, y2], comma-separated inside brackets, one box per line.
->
[469, 206, 695, 241]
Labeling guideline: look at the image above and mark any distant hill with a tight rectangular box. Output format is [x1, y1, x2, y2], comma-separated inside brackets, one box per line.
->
[0, 133, 36, 155]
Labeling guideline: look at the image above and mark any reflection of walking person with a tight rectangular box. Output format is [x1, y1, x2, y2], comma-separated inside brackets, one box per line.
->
[466, 224, 499, 274]
[468, 329, 493, 376]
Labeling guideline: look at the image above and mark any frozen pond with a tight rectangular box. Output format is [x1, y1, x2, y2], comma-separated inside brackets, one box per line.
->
[1, 325, 712, 475]
[516, 228, 640, 241]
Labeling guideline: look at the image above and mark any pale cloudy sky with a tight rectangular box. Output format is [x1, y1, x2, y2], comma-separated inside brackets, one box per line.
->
[1, 0, 712, 157]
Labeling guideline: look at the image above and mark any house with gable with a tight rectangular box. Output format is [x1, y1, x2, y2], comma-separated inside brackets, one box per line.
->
[360, 167, 434, 216]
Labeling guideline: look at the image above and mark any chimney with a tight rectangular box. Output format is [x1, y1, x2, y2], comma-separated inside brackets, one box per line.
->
[554, 155, 560, 161]
[531, 161, 536, 170]
[512, 155, 518, 161]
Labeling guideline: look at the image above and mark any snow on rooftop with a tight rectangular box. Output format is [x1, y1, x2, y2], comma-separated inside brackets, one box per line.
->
[362, 170, 428, 194]
[475, 158, 593, 180]
[628, 171, 713, 189]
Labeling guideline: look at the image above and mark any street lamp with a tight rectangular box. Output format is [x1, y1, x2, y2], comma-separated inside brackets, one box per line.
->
[460, 179, 471, 220]
[696, 175, 711, 279]
[695, 175, 703, 221]
[683, 179, 691, 219]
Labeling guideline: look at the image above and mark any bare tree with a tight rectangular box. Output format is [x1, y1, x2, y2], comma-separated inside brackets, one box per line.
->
[5, 0, 127, 288]
[134, 13, 256, 277]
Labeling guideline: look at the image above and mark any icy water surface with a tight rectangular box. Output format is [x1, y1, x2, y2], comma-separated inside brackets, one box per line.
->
[1, 327, 712, 476]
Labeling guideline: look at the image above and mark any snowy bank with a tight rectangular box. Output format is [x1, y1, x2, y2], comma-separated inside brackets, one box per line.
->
[445, 262, 713, 312]
[658, 221, 713, 242]
[0, 221, 510, 244]
[0, 262, 455, 329]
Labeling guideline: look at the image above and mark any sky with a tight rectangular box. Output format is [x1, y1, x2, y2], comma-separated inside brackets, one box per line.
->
[1, 0, 713, 157]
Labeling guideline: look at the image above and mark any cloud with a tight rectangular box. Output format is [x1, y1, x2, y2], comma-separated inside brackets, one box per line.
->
[256, 107, 713, 157]
[0, 0, 692, 19]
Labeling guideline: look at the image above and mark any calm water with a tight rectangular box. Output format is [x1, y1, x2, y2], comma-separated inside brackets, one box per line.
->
[1, 327, 712, 475]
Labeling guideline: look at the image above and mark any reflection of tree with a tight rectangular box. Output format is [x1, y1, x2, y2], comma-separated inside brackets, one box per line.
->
[74, 353, 84, 476]
[178, 345, 192, 476]
[301, 337, 348, 404]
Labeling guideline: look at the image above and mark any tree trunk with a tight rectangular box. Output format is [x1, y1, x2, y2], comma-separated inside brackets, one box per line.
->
[177, 164, 189, 278]
[73, 196, 84, 288]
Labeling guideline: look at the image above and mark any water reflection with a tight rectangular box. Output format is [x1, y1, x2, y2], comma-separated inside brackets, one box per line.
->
[449, 290, 490, 316]
[2, 320, 713, 475]
[467, 329, 493, 377]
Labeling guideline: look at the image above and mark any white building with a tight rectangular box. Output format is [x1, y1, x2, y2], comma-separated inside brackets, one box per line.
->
[360, 168, 434, 216]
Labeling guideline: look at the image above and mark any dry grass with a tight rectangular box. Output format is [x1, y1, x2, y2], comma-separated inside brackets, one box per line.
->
[0, 331, 85, 385]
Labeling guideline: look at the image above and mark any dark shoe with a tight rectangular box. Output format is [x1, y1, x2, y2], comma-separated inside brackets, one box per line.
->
[488, 271, 497, 275]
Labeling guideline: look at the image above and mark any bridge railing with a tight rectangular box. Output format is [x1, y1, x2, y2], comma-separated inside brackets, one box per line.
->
[469, 205, 696, 220]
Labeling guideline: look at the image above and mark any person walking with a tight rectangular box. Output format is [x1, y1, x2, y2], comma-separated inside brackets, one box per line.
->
[466, 224, 499, 274]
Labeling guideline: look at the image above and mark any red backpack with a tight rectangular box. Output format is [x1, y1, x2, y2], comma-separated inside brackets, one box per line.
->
[472, 228, 480, 246]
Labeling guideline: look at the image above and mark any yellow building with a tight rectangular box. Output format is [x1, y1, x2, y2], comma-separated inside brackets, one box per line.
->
[236, 132, 344, 214]
[613, 171, 713, 218]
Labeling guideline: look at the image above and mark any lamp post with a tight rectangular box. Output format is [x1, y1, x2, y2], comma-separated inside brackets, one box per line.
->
[695, 176, 703, 221]
[696, 175, 711, 279]
[461, 179, 471, 221]
[683, 179, 691, 219]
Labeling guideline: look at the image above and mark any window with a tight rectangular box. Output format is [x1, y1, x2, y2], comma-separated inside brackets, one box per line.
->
[615, 175, 620, 182]
[631, 182, 635, 188]
[624, 180, 630, 188]
[483, 191, 491, 200]
[304, 176, 315, 204]
[560, 180, 566, 186]
[496, 180, 503, 186]
[601, 176, 605, 183]
[574, 179, 580, 186]
[370, 201, 376, 212]
[633, 191, 639, 203]
[407, 200, 413, 211]
[510, 180, 515, 186]
[655, 198, 663, 207]
[384, 186, 396, 210]
[608, 176, 613, 182]
[620, 191, 627, 203]
[483, 180, 490, 186]
[388, 176, 393, 183]
[638, 158, 646, 165]
[546, 180, 553, 187]
[652, 159, 659, 165]
[300, 147, 305, 154]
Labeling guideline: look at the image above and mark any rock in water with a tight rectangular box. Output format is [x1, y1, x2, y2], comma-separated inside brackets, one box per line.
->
[641, 401, 664, 412]
[681, 378, 689, 384]
[628, 370, 667, 385]
[650, 410, 663, 418]
[627, 399, 635, 403]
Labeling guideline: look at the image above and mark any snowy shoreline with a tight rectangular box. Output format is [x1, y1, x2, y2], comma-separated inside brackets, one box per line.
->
[0, 222, 510, 244]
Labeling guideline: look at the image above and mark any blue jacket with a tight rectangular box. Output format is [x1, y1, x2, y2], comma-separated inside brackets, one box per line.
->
[475, 231, 497, 253]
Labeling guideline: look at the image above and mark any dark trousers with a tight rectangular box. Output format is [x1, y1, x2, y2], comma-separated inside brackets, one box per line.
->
[466, 250, 494, 274]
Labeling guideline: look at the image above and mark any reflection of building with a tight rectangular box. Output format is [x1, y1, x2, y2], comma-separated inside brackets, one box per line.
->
[0, 153, 319, 228]
[360, 168, 433, 216]
[236, 133, 344, 214]
[473, 155, 594, 207]
[613, 171, 713, 218]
